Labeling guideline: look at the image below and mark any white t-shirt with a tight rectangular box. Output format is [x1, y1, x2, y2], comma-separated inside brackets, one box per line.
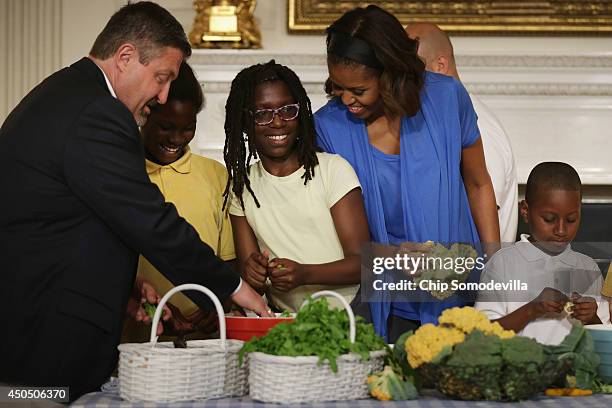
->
[229, 152, 361, 311]
[475, 234, 610, 345]
[471, 94, 518, 243]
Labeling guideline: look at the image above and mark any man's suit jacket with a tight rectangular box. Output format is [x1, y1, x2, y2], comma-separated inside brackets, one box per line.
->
[0, 58, 240, 400]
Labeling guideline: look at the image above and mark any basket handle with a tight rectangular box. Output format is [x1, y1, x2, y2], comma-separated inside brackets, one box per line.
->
[149, 283, 226, 349]
[299, 290, 355, 344]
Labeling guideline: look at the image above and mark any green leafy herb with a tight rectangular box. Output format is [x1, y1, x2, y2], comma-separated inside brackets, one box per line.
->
[239, 297, 386, 372]
[594, 380, 612, 393]
[143, 302, 157, 319]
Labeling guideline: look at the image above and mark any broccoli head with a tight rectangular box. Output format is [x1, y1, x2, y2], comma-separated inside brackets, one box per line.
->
[436, 331, 503, 400]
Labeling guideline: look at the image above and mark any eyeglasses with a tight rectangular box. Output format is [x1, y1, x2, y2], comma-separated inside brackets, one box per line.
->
[251, 103, 300, 126]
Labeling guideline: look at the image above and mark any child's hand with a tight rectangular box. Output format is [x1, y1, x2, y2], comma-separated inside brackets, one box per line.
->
[244, 249, 269, 290]
[529, 287, 568, 318]
[268, 258, 305, 292]
[162, 302, 197, 336]
[162, 303, 222, 337]
[570, 292, 599, 324]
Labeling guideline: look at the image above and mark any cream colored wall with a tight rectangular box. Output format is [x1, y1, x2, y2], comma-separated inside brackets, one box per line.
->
[3, 0, 612, 184]
[3, 0, 612, 115]
[0, 0, 62, 119]
[60, 0, 123, 66]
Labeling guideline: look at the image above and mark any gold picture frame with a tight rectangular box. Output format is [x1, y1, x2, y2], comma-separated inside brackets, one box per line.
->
[288, 0, 612, 35]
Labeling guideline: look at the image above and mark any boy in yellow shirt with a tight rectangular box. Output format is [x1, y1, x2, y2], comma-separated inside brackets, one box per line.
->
[124, 62, 235, 342]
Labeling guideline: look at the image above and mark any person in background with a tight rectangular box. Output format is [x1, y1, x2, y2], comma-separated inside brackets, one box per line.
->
[0, 2, 269, 400]
[122, 62, 235, 343]
[224, 60, 370, 312]
[602, 264, 612, 321]
[315, 5, 500, 342]
[405, 23, 518, 244]
[476, 162, 609, 344]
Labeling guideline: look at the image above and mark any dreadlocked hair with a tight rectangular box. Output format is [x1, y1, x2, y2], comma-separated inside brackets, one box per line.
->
[223, 59, 319, 210]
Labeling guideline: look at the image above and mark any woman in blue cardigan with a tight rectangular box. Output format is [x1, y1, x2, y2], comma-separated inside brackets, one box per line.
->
[314, 5, 500, 342]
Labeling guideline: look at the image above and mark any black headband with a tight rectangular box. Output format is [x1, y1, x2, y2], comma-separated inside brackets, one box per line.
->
[327, 31, 383, 70]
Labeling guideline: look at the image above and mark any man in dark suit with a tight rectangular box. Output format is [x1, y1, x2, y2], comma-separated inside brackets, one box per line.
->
[0, 2, 269, 401]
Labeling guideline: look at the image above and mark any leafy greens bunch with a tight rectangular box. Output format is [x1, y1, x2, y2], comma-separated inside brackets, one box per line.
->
[238, 297, 386, 372]
[545, 323, 600, 390]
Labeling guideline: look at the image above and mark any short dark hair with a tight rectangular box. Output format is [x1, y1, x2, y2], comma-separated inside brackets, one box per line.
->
[325, 5, 425, 118]
[156, 62, 204, 113]
[223, 60, 319, 210]
[525, 162, 582, 204]
[90, 1, 191, 63]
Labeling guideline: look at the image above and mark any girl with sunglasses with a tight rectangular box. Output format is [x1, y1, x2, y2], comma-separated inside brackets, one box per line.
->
[223, 60, 370, 312]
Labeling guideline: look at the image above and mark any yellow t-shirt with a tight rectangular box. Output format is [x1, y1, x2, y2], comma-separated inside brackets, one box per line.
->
[139, 148, 235, 317]
[603, 263, 612, 298]
[229, 152, 361, 312]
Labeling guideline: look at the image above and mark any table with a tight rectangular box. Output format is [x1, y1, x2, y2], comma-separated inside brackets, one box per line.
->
[72, 391, 612, 407]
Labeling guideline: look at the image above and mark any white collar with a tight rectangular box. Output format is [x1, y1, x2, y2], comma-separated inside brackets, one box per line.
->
[518, 234, 578, 267]
[97, 65, 117, 98]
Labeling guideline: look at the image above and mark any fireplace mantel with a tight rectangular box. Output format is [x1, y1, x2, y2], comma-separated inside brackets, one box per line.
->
[188, 50, 612, 185]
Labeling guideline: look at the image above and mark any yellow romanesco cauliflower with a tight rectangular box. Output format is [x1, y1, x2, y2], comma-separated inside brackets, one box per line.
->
[438, 307, 515, 339]
[405, 324, 465, 368]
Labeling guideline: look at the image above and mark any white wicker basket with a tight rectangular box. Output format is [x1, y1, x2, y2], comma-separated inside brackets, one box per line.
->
[118, 284, 247, 402]
[247, 290, 386, 403]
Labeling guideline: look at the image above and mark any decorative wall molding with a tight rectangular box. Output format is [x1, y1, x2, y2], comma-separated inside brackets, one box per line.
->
[467, 83, 612, 96]
[190, 51, 327, 66]
[203, 81, 325, 94]
[0, 0, 62, 121]
[192, 50, 612, 97]
[456, 55, 612, 68]
[203, 81, 612, 97]
[191, 49, 612, 184]
[191, 51, 612, 69]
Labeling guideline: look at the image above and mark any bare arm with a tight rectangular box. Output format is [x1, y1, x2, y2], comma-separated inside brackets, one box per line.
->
[230, 214, 268, 294]
[494, 303, 540, 333]
[461, 137, 500, 256]
[495, 287, 567, 332]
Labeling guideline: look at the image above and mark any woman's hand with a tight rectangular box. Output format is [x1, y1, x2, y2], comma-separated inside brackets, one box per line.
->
[397, 241, 434, 277]
[243, 249, 269, 290]
[268, 258, 305, 292]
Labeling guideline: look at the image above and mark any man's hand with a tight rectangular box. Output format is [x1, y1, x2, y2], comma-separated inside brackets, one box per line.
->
[126, 278, 171, 336]
[268, 258, 305, 292]
[243, 249, 269, 290]
[529, 287, 568, 318]
[231, 281, 273, 317]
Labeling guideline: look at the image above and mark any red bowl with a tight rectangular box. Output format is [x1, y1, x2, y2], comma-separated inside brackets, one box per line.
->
[225, 315, 294, 341]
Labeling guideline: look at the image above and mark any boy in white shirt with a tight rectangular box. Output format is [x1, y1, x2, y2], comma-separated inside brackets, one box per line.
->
[476, 162, 609, 345]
